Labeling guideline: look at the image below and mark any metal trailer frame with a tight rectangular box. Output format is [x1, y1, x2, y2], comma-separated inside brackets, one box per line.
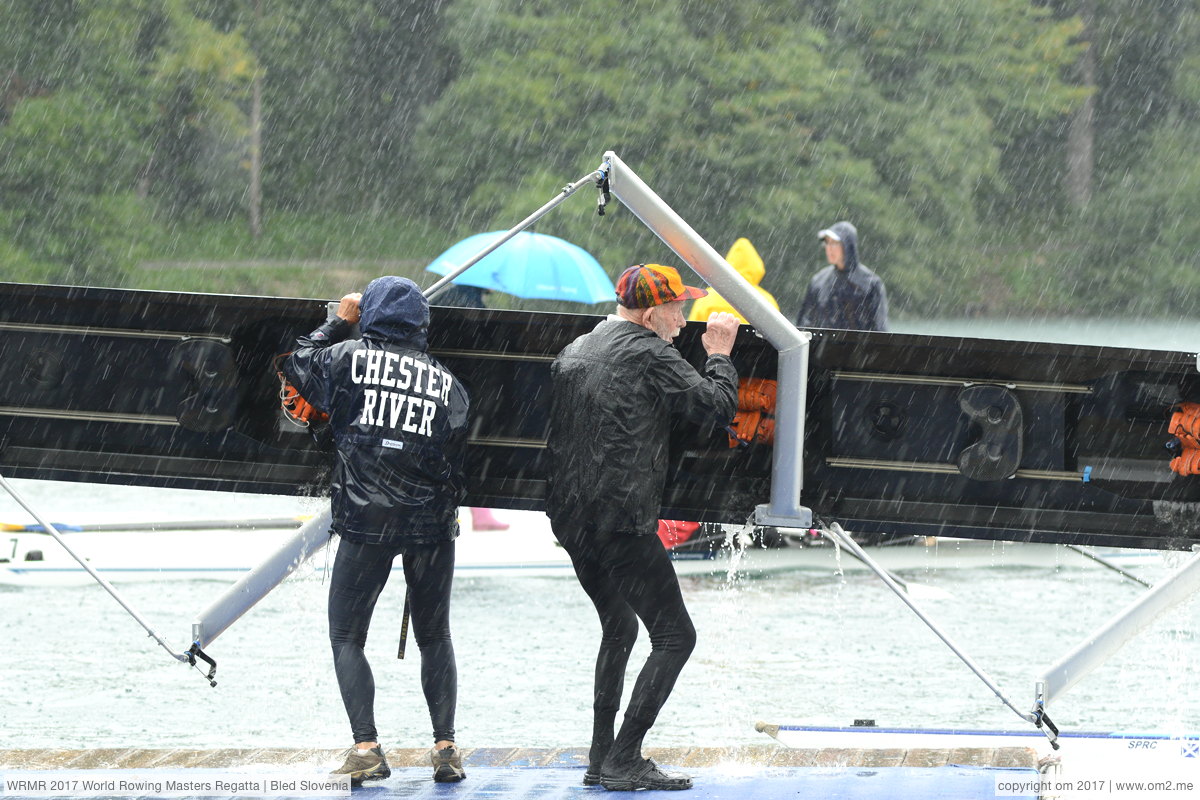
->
[600, 151, 813, 530]
[145, 151, 1198, 727]
[185, 150, 816, 677]
[598, 152, 1200, 746]
[1030, 547, 1200, 723]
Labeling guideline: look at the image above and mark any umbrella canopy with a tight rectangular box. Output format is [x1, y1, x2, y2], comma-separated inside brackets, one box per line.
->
[426, 231, 614, 304]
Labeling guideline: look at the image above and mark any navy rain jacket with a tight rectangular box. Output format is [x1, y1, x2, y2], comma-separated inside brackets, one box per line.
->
[545, 317, 738, 536]
[283, 277, 470, 545]
[796, 221, 889, 331]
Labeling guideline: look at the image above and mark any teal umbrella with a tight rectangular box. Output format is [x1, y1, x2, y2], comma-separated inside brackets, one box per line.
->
[426, 231, 613, 304]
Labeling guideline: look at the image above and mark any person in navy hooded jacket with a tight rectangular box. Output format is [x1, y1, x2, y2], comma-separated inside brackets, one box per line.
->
[284, 276, 470, 786]
[796, 220, 888, 331]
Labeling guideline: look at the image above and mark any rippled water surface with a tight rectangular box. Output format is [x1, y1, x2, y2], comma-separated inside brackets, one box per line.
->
[892, 317, 1200, 352]
[2, 479, 1198, 752]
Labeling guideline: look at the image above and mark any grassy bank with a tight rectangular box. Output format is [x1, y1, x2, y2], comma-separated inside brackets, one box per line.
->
[108, 213, 609, 315]
[3, 211, 1082, 319]
[121, 212, 454, 299]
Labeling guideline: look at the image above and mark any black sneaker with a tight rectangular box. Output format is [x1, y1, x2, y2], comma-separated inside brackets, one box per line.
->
[432, 744, 466, 783]
[584, 745, 609, 785]
[331, 745, 391, 787]
[599, 757, 692, 791]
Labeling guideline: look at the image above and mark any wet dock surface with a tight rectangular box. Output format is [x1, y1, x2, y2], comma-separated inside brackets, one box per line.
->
[0, 743, 1037, 770]
[0, 745, 1040, 798]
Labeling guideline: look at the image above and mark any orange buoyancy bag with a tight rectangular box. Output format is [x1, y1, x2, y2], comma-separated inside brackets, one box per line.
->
[274, 353, 329, 427]
[727, 377, 777, 448]
[1171, 448, 1200, 477]
[1168, 402, 1200, 450]
[739, 377, 776, 413]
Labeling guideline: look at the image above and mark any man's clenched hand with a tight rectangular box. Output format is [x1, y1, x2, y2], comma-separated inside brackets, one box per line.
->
[701, 311, 738, 356]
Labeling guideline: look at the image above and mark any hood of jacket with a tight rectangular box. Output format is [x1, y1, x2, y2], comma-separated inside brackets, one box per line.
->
[725, 237, 766, 286]
[824, 221, 861, 274]
[359, 276, 430, 349]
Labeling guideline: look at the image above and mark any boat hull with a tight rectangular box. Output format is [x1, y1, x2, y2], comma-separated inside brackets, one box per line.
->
[3, 282, 1200, 549]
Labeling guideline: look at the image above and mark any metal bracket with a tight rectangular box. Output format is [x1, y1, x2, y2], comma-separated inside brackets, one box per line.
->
[186, 643, 218, 687]
[603, 151, 814, 530]
[190, 508, 333, 650]
[188, 152, 817, 661]
[1032, 545, 1200, 715]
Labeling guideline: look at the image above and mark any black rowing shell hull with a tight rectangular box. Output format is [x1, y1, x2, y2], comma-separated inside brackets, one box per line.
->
[2, 282, 1199, 549]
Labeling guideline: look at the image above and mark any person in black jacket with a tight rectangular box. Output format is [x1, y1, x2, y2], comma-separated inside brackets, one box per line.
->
[796, 220, 888, 331]
[284, 276, 470, 787]
[546, 263, 739, 792]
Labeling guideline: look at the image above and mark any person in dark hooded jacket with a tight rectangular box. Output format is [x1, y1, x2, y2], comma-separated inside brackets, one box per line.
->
[796, 220, 888, 331]
[283, 276, 470, 787]
[546, 263, 740, 792]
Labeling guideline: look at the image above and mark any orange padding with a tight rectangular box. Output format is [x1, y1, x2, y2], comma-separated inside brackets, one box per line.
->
[728, 378, 777, 448]
[1169, 403, 1200, 449]
[1169, 402, 1200, 476]
[1172, 449, 1200, 477]
[738, 378, 776, 413]
[274, 352, 329, 426]
[281, 381, 329, 425]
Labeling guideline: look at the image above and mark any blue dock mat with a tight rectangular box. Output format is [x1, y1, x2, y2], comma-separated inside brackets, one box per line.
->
[0, 764, 1040, 799]
[355, 765, 1041, 798]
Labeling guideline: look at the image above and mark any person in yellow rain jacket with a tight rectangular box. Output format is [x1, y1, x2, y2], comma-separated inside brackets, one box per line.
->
[687, 237, 779, 323]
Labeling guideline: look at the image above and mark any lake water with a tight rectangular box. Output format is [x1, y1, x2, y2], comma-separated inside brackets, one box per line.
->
[891, 317, 1200, 353]
[2, 478, 1198, 753]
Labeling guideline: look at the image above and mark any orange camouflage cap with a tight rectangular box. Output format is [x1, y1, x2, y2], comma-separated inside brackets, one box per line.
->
[615, 263, 707, 309]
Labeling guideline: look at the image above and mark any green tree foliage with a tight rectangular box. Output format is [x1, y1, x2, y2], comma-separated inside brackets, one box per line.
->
[142, 3, 256, 218]
[408, 0, 854, 309]
[1, 1, 150, 281]
[0, 0, 253, 281]
[3, 0, 1197, 319]
[819, 0, 1086, 313]
[0, 91, 140, 282]
[199, 0, 457, 214]
[407, 0, 1082, 315]
[1070, 1, 1200, 313]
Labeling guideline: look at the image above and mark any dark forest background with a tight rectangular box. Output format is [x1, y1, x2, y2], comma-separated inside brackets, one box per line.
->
[3, 0, 1195, 319]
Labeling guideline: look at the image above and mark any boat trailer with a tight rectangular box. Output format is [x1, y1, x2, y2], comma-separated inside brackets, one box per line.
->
[4, 151, 1200, 746]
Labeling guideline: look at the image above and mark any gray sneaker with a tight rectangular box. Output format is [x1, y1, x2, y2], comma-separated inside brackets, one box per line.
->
[431, 744, 466, 783]
[331, 745, 391, 787]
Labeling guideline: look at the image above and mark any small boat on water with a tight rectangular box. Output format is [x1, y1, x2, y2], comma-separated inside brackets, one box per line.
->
[0, 510, 1159, 587]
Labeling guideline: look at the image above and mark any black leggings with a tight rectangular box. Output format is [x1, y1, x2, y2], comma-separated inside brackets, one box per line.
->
[328, 537, 457, 744]
[552, 524, 697, 767]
